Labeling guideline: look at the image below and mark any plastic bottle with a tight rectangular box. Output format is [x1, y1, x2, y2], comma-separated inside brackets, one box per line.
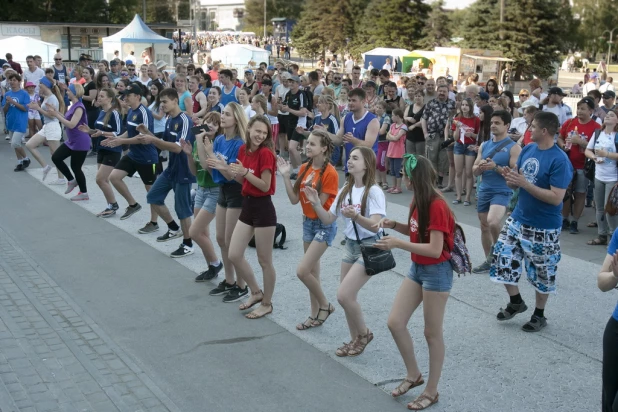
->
[565, 126, 577, 150]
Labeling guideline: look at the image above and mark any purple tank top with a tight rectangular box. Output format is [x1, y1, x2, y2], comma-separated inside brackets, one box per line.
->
[64, 101, 90, 151]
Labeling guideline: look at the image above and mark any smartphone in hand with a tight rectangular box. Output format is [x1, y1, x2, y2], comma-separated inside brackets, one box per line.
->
[191, 124, 210, 136]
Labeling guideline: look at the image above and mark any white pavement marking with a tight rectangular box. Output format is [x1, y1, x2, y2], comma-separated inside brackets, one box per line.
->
[29, 165, 613, 411]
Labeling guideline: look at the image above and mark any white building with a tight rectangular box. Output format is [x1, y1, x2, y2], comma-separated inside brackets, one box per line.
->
[197, 0, 245, 31]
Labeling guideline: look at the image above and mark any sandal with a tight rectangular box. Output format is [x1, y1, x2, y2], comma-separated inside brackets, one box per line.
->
[407, 393, 439, 410]
[313, 303, 335, 327]
[587, 236, 608, 246]
[587, 221, 598, 228]
[347, 329, 374, 357]
[381, 182, 389, 190]
[239, 289, 263, 310]
[296, 317, 316, 330]
[521, 314, 547, 332]
[392, 374, 424, 397]
[391, 188, 402, 194]
[245, 302, 273, 319]
[496, 301, 528, 321]
[335, 340, 355, 357]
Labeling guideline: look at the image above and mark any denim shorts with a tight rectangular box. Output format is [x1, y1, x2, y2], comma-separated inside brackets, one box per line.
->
[407, 261, 454, 292]
[194, 186, 219, 214]
[302, 217, 337, 246]
[342, 235, 379, 265]
[476, 190, 511, 213]
[146, 173, 193, 220]
[453, 142, 478, 157]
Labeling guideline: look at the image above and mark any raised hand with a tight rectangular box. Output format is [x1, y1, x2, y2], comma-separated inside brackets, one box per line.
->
[277, 156, 292, 177]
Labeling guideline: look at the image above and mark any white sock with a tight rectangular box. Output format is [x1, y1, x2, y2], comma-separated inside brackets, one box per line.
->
[210, 259, 221, 267]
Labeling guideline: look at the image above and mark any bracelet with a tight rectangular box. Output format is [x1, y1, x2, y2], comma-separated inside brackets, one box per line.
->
[242, 169, 249, 177]
[391, 221, 397, 229]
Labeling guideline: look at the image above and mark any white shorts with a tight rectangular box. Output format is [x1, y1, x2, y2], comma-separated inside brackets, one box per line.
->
[28, 110, 40, 120]
[37, 122, 62, 141]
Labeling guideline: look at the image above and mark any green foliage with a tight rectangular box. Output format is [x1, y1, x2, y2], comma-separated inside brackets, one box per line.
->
[244, 0, 303, 35]
[107, 0, 139, 24]
[419, 0, 453, 49]
[572, 0, 618, 57]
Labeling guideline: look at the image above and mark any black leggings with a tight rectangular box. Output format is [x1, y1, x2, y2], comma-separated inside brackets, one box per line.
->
[603, 316, 618, 412]
[52, 144, 88, 193]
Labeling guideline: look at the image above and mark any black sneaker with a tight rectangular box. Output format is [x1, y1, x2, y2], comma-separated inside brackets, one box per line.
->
[22, 158, 31, 168]
[569, 220, 579, 234]
[222, 285, 249, 303]
[195, 262, 223, 282]
[170, 243, 194, 258]
[209, 280, 235, 296]
[157, 229, 183, 242]
[14, 163, 24, 172]
[562, 219, 569, 230]
[585, 198, 593, 208]
[120, 203, 142, 220]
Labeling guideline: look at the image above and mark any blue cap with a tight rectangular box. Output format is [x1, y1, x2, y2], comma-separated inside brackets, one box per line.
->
[40, 77, 53, 89]
[244, 69, 254, 75]
[478, 91, 490, 101]
[267, 65, 275, 71]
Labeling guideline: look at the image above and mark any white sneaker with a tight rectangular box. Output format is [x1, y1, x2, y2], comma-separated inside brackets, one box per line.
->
[64, 179, 78, 194]
[70, 192, 89, 201]
[42, 165, 53, 181]
[48, 178, 67, 185]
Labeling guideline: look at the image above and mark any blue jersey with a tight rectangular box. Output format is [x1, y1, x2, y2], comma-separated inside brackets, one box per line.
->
[479, 138, 516, 195]
[342, 111, 378, 172]
[211, 134, 244, 185]
[209, 102, 225, 113]
[607, 231, 618, 321]
[511, 143, 573, 229]
[313, 114, 340, 135]
[2, 89, 30, 133]
[163, 112, 196, 183]
[220, 85, 238, 106]
[95, 109, 124, 153]
[127, 104, 158, 164]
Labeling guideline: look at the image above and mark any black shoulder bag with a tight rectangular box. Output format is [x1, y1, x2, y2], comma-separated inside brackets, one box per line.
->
[584, 129, 602, 181]
[350, 193, 396, 276]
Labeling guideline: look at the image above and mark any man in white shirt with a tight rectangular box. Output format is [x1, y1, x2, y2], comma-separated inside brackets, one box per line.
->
[582, 77, 598, 95]
[344, 55, 354, 74]
[599, 77, 615, 93]
[23, 55, 45, 92]
[383, 58, 393, 72]
[542, 87, 570, 126]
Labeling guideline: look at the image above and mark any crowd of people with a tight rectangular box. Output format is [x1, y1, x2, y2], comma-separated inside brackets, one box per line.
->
[1, 50, 618, 411]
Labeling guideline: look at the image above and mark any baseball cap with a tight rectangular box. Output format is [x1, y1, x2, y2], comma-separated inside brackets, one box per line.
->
[578, 96, 595, 110]
[602, 90, 616, 99]
[478, 91, 490, 100]
[548, 86, 567, 96]
[110, 60, 118, 66]
[2, 62, 10, 68]
[518, 99, 537, 114]
[267, 65, 275, 71]
[261, 79, 272, 86]
[78, 56, 87, 62]
[289, 75, 301, 82]
[244, 69, 254, 75]
[25, 82, 36, 88]
[280, 72, 292, 80]
[121, 83, 143, 96]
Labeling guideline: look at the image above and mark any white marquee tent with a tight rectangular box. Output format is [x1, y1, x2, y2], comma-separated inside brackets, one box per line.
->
[0, 36, 59, 65]
[102, 14, 173, 67]
[210, 44, 270, 68]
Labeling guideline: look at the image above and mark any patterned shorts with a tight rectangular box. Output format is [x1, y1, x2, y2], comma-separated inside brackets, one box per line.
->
[489, 217, 561, 294]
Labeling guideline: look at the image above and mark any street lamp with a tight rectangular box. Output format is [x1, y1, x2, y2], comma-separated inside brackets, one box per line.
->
[602, 28, 618, 65]
[263, 0, 267, 38]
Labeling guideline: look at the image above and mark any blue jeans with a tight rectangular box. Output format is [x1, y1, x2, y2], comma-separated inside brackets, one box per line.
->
[147, 173, 193, 220]
[302, 217, 337, 246]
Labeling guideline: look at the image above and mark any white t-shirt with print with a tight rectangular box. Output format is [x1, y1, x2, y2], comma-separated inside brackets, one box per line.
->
[329, 184, 386, 239]
[587, 130, 618, 182]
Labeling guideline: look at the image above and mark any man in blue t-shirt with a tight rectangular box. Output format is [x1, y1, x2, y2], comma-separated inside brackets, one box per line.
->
[2, 73, 31, 171]
[140, 88, 196, 259]
[101, 83, 160, 231]
[490, 112, 573, 333]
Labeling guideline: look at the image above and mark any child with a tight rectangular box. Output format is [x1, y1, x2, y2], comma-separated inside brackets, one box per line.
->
[386, 108, 408, 194]
[375, 101, 391, 190]
[25, 82, 41, 138]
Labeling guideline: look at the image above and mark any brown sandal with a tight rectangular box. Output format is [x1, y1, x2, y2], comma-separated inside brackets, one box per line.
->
[335, 340, 355, 357]
[347, 329, 374, 357]
[587, 236, 608, 246]
[239, 289, 263, 310]
[296, 317, 316, 330]
[245, 302, 273, 319]
[312, 303, 335, 327]
[407, 392, 439, 410]
[392, 374, 424, 397]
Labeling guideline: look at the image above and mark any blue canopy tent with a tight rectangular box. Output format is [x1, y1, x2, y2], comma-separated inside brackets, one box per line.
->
[361, 47, 411, 72]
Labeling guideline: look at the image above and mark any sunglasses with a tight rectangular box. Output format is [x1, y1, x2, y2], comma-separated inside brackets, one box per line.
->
[519, 94, 529, 97]
[128, 68, 135, 71]
[121, 72, 129, 76]
[54, 58, 62, 61]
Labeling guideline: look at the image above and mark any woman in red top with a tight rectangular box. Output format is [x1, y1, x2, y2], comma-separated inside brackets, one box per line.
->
[277, 130, 339, 330]
[228, 116, 278, 319]
[452, 98, 480, 205]
[374, 154, 455, 411]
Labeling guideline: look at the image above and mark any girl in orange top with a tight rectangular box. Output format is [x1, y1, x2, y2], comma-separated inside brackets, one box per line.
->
[277, 130, 339, 330]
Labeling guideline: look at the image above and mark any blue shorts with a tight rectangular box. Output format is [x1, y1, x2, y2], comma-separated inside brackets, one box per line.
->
[342, 235, 379, 265]
[194, 186, 219, 214]
[389, 158, 403, 178]
[146, 173, 193, 220]
[407, 261, 453, 292]
[490, 217, 561, 294]
[302, 217, 337, 246]
[453, 142, 477, 157]
[476, 190, 511, 213]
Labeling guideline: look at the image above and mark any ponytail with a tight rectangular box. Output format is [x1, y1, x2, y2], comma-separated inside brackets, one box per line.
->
[101, 88, 121, 128]
[51, 84, 66, 114]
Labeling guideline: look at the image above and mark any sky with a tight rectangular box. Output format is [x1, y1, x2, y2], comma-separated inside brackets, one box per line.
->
[442, 0, 476, 9]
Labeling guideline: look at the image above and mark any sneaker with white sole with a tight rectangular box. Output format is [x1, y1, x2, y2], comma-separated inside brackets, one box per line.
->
[120, 204, 142, 220]
[64, 179, 78, 194]
[157, 229, 182, 242]
[42, 165, 53, 181]
[49, 178, 67, 186]
[222, 285, 249, 303]
[97, 203, 119, 218]
[70, 192, 89, 201]
[170, 243, 194, 258]
[138, 222, 159, 234]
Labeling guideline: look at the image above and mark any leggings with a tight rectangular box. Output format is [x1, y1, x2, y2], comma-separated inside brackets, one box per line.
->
[603, 316, 618, 412]
[52, 144, 88, 193]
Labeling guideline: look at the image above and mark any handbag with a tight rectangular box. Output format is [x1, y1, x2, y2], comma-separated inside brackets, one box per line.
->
[349, 194, 396, 276]
[584, 129, 602, 181]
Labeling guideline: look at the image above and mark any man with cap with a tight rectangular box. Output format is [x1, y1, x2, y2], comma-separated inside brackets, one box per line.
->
[108, 60, 121, 85]
[474, 91, 489, 116]
[243, 69, 258, 98]
[100, 83, 161, 231]
[542, 87, 570, 126]
[557, 96, 601, 234]
[282, 75, 309, 179]
[601, 90, 616, 114]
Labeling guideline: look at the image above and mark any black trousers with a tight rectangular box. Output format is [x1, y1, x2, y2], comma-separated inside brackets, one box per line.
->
[603, 316, 618, 412]
[51, 144, 88, 193]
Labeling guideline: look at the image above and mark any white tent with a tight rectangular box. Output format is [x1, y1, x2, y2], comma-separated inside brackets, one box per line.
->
[0, 36, 59, 65]
[102, 14, 173, 67]
[210, 44, 270, 68]
[361, 47, 412, 72]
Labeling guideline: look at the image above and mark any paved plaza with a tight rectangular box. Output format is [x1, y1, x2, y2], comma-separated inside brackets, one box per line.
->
[0, 143, 612, 411]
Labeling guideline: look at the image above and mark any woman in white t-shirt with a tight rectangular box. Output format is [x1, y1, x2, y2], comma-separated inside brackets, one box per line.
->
[304, 146, 386, 358]
[585, 109, 618, 245]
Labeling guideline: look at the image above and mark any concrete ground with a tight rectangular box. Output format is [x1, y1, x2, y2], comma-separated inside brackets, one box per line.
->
[0, 139, 613, 412]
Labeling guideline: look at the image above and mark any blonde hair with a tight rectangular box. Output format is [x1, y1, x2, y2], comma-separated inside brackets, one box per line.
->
[252, 94, 267, 114]
[225, 102, 248, 142]
[317, 94, 340, 124]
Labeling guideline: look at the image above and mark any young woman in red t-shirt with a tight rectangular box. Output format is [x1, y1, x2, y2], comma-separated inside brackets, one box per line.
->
[227, 116, 278, 319]
[452, 98, 480, 205]
[277, 130, 339, 330]
[374, 154, 455, 411]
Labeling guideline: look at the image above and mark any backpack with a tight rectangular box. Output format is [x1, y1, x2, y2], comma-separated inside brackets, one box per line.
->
[248, 223, 287, 249]
[448, 224, 472, 276]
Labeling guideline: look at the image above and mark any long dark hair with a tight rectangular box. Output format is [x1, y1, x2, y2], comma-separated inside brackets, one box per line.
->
[485, 79, 499, 96]
[501, 90, 516, 116]
[100, 88, 121, 128]
[293, 130, 334, 195]
[335, 146, 377, 216]
[149, 81, 164, 110]
[478, 105, 494, 142]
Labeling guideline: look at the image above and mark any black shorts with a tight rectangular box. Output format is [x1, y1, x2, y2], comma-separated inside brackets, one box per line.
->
[97, 150, 121, 167]
[114, 155, 158, 185]
[217, 183, 243, 209]
[277, 115, 289, 134]
[239, 196, 277, 227]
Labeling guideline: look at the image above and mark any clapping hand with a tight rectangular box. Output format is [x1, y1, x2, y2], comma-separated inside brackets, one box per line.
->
[136, 124, 149, 134]
[301, 186, 320, 205]
[229, 160, 246, 177]
[101, 135, 121, 148]
[503, 166, 528, 188]
[341, 205, 357, 219]
[206, 153, 228, 171]
[27, 101, 40, 110]
[135, 133, 152, 144]
[277, 156, 292, 177]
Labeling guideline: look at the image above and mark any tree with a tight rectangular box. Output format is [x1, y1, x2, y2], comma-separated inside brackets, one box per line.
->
[108, 0, 140, 24]
[352, 0, 430, 54]
[244, 0, 303, 35]
[419, 0, 452, 49]
[147, 0, 175, 24]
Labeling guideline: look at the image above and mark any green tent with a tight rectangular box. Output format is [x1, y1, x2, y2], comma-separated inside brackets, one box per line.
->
[401, 51, 435, 74]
